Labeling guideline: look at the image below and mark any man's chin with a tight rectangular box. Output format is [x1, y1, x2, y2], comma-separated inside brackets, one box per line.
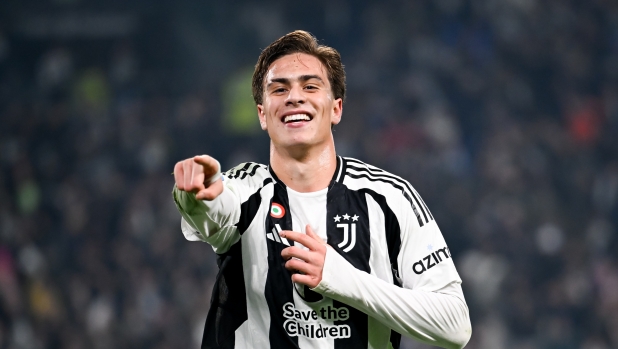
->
[272, 139, 315, 152]
[281, 141, 312, 149]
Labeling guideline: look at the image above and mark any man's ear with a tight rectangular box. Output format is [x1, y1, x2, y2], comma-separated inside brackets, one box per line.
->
[257, 104, 267, 130]
[331, 98, 343, 126]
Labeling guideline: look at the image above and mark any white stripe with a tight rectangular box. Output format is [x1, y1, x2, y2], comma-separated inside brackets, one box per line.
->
[345, 166, 426, 222]
[291, 292, 335, 349]
[337, 223, 349, 248]
[365, 192, 394, 348]
[343, 169, 406, 203]
[273, 224, 291, 245]
[346, 166, 412, 193]
[233, 321, 250, 349]
[345, 158, 430, 218]
[335, 156, 344, 182]
[342, 223, 356, 253]
[240, 185, 273, 348]
[286, 186, 333, 347]
[271, 227, 282, 243]
[238, 163, 253, 178]
[345, 158, 414, 193]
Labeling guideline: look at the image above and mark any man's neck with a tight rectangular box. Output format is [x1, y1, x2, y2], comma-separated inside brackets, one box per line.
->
[269, 140, 337, 193]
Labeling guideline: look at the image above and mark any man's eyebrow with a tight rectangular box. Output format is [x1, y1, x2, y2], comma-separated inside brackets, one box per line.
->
[299, 74, 324, 83]
[267, 78, 290, 87]
[266, 75, 324, 88]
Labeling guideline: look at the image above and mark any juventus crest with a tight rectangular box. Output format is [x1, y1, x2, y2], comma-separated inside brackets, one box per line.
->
[334, 213, 358, 252]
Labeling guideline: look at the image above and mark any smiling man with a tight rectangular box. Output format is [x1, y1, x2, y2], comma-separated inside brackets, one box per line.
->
[172, 30, 471, 349]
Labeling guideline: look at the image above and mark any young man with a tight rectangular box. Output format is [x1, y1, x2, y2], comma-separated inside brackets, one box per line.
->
[173, 30, 471, 349]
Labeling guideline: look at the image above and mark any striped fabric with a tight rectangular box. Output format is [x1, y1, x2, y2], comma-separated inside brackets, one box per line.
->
[178, 156, 463, 349]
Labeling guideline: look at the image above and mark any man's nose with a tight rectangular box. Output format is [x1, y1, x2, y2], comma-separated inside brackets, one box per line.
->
[285, 85, 305, 105]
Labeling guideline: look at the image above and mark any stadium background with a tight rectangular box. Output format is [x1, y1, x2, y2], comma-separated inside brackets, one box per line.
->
[1, 0, 617, 348]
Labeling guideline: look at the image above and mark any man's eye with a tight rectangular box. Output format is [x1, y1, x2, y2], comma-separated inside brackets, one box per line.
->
[305, 85, 318, 90]
[274, 88, 286, 93]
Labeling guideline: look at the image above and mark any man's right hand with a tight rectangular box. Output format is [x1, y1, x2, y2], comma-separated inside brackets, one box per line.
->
[174, 155, 223, 201]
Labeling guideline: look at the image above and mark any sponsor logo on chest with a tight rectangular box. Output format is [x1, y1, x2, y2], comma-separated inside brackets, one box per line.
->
[282, 302, 351, 339]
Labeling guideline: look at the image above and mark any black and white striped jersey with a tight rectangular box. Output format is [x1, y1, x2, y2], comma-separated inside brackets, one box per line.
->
[173, 156, 471, 349]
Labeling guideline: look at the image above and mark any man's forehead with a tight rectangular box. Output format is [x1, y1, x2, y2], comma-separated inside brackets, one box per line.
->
[266, 53, 327, 80]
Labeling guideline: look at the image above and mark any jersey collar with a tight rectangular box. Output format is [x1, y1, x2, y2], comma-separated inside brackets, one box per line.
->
[268, 156, 344, 189]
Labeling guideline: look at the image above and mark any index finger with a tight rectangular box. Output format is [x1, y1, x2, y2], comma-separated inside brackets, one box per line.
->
[193, 155, 219, 172]
[280, 230, 322, 251]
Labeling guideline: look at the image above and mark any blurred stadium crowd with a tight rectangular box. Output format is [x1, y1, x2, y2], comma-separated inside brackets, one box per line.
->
[1, 1, 618, 348]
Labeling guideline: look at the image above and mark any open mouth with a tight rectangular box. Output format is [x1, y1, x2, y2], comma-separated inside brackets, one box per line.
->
[282, 113, 312, 124]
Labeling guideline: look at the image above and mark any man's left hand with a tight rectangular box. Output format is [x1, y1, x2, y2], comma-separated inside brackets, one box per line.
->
[280, 225, 327, 289]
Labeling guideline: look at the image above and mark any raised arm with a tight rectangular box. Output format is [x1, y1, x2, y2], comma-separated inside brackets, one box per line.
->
[172, 155, 242, 253]
[173, 155, 224, 201]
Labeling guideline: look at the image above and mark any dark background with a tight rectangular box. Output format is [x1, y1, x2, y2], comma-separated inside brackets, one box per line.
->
[0, 0, 617, 348]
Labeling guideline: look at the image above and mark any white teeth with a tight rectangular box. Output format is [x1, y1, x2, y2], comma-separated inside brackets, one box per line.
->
[284, 114, 311, 123]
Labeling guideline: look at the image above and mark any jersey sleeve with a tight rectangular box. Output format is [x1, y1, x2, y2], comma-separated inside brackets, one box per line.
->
[173, 182, 242, 254]
[397, 194, 462, 293]
[313, 188, 471, 349]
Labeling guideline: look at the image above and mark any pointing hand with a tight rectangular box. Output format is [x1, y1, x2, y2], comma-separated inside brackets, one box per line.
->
[173, 155, 223, 200]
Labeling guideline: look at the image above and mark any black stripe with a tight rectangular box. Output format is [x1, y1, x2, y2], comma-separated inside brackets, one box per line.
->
[390, 331, 402, 349]
[224, 163, 243, 179]
[358, 190, 403, 349]
[265, 183, 299, 348]
[347, 185, 404, 349]
[362, 189, 403, 287]
[239, 163, 258, 180]
[345, 172, 424, 227]
[249, 164, 267, 176]
[201, 178, 273, 348]
[327, 183, 369, 349]
[231, 163, 253, 179]
[408, 190, 430, 223]
[245, 163, 263, 178]
[225, 163, 267, 181]
[236, 178, 272, 234]
[268, 165, 284, 187]
[345, 159, 432, 223]
[344, 166, 419, 349]
[332, 155, 344, 184]
[415, 189, 434, 220]
[224, 169, 237, 179]
[346, 163, 429, 223]
[201, 241, 246, 349]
